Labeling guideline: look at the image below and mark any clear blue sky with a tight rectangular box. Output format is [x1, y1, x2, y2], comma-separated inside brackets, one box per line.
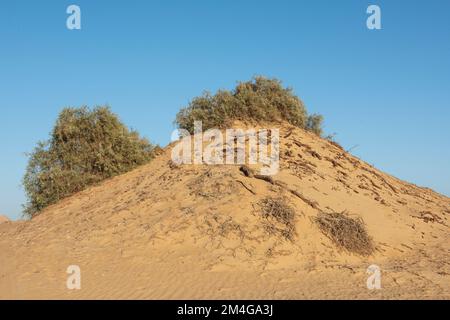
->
[1, 0, 449, 220]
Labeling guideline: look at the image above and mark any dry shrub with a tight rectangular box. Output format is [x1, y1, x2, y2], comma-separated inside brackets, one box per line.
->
[259, 197, 296, 241]
[313, 211, 374, 256]
[201, 213, 245, 242]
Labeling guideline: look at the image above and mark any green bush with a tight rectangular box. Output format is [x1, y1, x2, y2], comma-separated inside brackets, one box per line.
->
[175, 76, 323, 134]
[23, 106, 156, 217]
[306, 113, 324, 136]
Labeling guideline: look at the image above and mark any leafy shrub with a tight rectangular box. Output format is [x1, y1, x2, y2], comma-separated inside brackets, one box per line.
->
[306, 113, 324, 136]
[23, 106, 156, 217]
[175, 76, 323, 135]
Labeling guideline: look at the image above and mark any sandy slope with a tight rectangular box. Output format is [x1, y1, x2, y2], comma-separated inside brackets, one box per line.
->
[0, 216, 9, 224]
[0, 122, 449, 299]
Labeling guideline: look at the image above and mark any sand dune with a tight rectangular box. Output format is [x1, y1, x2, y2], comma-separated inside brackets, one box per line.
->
[0, 216, 9, 224]
[0, 122, 449, 299]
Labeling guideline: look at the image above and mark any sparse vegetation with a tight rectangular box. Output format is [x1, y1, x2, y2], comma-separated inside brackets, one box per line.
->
[175, 76, 323, 135]
[23, 106, 156, 217]
[259, 196, 296, 241]
[306, 113, 323, 136]
[312, 211, 374, 256]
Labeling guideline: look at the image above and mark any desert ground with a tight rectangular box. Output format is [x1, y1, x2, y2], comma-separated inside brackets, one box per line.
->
[0, 122, 449, 299]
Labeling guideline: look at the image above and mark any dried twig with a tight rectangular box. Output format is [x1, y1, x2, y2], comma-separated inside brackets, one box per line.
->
[236, 180, 256, 195]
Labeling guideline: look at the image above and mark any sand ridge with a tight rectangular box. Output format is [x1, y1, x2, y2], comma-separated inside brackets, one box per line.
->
[0, 216, 9, 225]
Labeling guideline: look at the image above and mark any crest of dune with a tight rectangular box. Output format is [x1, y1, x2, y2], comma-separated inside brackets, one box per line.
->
[0, 215, 9, 224]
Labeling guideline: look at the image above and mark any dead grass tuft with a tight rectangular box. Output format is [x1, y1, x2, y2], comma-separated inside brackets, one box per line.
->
[259, 197, 296, 241]
[313, 211, 374, 256]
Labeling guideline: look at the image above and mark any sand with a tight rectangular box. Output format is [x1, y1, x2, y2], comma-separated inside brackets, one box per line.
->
[0, 216, 9, 224]
[0, 122, 448, 299]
